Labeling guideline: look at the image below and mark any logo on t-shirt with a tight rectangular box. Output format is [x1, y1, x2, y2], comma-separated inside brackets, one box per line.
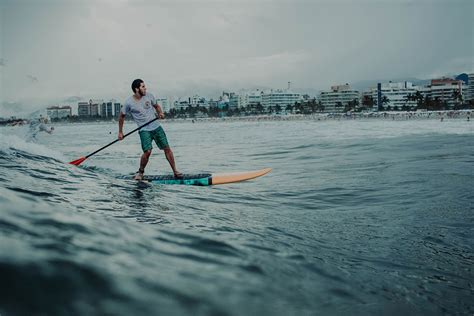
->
[144, 101, 151, 109]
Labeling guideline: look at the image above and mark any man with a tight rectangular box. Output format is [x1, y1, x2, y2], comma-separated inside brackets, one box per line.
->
[119, 79, 182, 180]
[28, 117, 54, 140]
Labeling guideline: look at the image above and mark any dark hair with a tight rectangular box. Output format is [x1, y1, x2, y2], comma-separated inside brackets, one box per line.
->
[131, 79, 144, 93]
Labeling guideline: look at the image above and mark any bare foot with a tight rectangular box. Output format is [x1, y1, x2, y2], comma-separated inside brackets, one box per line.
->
[133, 171, 144, 181]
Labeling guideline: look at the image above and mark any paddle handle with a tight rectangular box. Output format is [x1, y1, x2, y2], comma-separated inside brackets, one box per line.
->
[85, 117, 159, 158]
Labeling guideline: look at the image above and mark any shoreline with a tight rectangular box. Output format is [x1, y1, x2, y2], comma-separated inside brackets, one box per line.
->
[148, 110, 472, 124]
[1, 110, 471, 127]
[169, 110, 471, 123]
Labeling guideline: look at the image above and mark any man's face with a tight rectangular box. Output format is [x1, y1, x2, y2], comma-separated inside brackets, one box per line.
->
[138, 83, 147, 96]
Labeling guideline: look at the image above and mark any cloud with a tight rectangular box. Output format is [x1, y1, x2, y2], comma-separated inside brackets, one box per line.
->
[0, 0, 472, 110]
[0, 101, 35, 117]
[63, 96, 84, 103]
[27, 75, 39, 83]
[424, 56, 474, 79]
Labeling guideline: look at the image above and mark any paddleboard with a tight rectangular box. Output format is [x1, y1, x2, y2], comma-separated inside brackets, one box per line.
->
[142, 168, 272, 186]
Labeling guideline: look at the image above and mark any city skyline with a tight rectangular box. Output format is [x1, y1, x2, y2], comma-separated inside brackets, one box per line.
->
[31, 73, 470, 119]
[1, 70, 471, 120]
[0, 0, 473, 117]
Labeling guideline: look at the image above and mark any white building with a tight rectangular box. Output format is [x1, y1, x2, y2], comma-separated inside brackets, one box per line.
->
[90, 103, 99, 116]
[189, 95, 200, 106]
[100, 102, 113, 117]
[77, 99, 102, 117]
[89, 99, 102, 116]
[78, 102, 90, 117]
[466, 73, 474, 101]
[114, 102, 122, 117]
[229, 93, 239, 109]
[173, 96, 208, 110]
[173, 98, 190, 110]
[238, 94, 248, 108]
[217, 94, 230, 108]
[157, 97, 172, 112]
[173, 101, 187, 111]
[244, 90, 263, 108]
[370, 82, 418, 110]
[47, 106, 72, 119]
[261, 89, 301, 109]
[319, 84, 359, 112]
[222, 90, 262, 109]
[426, 78, 466, 107]
[196, 98, 209, 109]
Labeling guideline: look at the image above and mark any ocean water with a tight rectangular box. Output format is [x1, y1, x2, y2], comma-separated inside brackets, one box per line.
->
[0, 118, 473, 315]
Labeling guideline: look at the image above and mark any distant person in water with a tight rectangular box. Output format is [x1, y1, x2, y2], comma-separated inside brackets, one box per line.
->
[118, 79, 182, 181]
[28, 117, 54, 140]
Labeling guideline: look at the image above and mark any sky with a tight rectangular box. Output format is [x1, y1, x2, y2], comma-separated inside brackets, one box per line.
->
[0, 0, 473, 116]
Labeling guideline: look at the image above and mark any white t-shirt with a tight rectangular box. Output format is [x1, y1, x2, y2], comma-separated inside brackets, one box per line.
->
[122, 93, 160, 131]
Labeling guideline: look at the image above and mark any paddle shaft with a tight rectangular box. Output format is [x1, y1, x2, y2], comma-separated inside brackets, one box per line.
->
[84, 117, 159, 159]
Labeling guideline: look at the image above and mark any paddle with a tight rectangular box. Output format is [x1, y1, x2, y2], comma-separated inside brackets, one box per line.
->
[69, 117, 159, 166]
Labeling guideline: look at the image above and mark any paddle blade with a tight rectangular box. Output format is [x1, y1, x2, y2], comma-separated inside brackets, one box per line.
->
[69, 156, 87, 166]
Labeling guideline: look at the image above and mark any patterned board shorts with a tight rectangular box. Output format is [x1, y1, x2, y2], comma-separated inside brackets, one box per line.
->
[139, 126, 169, 152]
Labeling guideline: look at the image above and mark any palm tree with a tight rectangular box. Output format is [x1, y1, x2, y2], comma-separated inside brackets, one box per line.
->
[246, 104, 252, 114]
[353, 98, 360, 111]
[316, 101, 325, 112]
[345, 98, 359, 112]
[419, 96, 430, 110]
[414, 91, 424, 109]
[362, 95, 374, 109]
[379, 96, 390, 111]
[404, 93, 414, 109]
[452, 89, 464, 109]
[294, 102, 303, 114]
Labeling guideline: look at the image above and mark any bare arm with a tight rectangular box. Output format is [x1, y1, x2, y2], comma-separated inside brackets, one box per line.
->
[154, 104, 165, 119]
[118, 112, 125, 140]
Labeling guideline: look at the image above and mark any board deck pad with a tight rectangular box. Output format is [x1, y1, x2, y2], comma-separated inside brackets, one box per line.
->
[142, 168, 271, 186]
[144, 173, 212, 186]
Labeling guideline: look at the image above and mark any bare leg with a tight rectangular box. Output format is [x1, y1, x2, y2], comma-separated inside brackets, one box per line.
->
[164, 147, 182, 177]
[139, 149, 152, 173]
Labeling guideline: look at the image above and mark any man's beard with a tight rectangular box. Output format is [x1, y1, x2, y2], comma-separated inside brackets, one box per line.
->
[139, 90, 146, 96]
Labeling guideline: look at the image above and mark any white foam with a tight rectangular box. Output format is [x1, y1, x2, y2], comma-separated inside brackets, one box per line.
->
[0, 130, 66, 161]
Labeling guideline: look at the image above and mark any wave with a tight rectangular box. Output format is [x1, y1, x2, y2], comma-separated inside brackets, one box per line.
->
[0, 134, 66, 162]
